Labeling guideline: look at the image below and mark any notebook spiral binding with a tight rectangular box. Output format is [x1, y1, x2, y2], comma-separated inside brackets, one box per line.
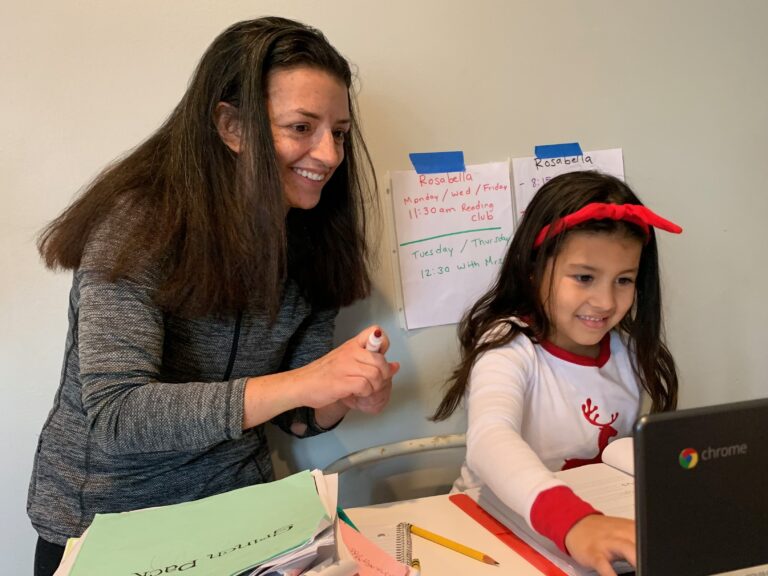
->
[361, 522, 413, 565]
[396, 523, 413, 564]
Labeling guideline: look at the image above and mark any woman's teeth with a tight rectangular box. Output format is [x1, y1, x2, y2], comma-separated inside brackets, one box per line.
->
[293, 168, 324, 181]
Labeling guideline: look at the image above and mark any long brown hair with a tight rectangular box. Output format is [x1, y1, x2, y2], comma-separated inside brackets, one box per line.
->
[432, 171, 678, 421]
[37, 17, 377, 318]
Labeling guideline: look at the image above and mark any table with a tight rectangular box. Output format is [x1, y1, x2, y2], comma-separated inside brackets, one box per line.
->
[347, 494, 544, 575]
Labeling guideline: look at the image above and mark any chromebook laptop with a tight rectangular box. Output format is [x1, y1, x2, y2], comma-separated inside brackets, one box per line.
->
[634, 398, 768, 576]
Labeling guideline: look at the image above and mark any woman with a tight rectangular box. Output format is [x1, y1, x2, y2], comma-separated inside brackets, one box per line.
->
[28, 17, 397, 576]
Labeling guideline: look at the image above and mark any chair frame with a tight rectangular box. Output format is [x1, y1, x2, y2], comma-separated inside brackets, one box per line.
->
[323, 433, 466, 475]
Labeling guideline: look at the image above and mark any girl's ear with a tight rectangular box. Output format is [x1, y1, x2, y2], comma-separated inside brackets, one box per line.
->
[214, 102, 242, 153]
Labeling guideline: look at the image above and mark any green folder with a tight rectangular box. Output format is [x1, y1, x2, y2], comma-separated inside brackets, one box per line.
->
[70, 470, 330, 576]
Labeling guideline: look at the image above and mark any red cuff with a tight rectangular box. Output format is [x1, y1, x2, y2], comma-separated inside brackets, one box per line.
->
[530, 485, 602, 554]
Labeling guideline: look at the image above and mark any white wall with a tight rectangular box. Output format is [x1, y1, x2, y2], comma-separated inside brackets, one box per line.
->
[3, 1, 767, 572]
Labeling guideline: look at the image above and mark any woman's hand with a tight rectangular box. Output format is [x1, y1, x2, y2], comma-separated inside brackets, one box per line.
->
[295, 325, 399, 409]
[565, 515, 636, 576]
[243, 326, 399, 429]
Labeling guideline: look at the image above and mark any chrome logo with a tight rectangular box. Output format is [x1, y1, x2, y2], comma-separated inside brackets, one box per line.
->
[679, 448, 699, 469]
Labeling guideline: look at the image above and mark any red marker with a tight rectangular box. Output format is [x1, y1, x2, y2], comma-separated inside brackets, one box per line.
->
[365, 329, 383, 352]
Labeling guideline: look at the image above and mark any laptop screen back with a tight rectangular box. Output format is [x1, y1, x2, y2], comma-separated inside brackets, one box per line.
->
[634, 398, 768, 576]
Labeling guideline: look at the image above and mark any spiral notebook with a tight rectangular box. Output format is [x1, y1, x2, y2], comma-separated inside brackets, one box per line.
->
[360, 522, 413, 565]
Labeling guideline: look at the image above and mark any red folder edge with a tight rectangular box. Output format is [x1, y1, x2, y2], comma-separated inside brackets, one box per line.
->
[449, 493, 569, 576]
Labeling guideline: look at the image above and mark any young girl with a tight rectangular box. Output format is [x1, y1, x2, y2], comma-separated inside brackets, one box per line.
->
[433, 171, 681, 575]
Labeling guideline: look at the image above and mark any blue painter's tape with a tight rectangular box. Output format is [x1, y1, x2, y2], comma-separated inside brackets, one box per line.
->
[409, 151, 466, 174]
[534, 142, 583, 159]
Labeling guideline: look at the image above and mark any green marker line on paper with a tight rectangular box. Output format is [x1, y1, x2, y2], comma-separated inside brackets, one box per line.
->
[399, 227, 502, 247]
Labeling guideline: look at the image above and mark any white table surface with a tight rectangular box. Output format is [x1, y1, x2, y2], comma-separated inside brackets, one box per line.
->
[347, 494, 543, 576]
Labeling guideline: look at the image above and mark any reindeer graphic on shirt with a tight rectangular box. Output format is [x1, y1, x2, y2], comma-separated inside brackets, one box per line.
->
[562, 398, 619, 470]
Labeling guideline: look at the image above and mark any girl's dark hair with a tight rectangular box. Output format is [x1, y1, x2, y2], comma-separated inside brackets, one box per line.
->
[433, 171, 678, 420]
[37, 16, 376, 318]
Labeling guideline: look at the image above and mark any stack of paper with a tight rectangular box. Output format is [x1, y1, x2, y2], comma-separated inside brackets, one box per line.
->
[55, 470, 341, 576]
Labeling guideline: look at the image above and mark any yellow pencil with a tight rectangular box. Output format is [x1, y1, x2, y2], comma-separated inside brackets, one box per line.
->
[409, 523, 499, 565]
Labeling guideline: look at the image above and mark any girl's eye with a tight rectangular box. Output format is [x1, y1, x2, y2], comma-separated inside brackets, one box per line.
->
[292, 124, 311, 134]
[617, 277, 636, 286]
[573, 274, 593, 284]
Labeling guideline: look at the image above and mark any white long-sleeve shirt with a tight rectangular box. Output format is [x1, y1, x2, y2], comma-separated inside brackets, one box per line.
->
[454, 328, 641, 551]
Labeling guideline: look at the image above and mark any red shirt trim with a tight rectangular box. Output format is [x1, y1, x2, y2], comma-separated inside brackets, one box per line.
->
[540, 334, 611, 368]
[530, 485, 602, 554]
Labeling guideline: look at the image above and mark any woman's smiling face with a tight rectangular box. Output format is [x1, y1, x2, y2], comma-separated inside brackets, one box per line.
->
[266, 67, 350, 210]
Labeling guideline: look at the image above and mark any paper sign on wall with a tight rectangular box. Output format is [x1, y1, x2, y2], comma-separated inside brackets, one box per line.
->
[390, 161, 513, 330]
[511, 148, 625, 220]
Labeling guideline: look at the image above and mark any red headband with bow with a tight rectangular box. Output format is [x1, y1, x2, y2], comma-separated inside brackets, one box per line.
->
[533, 202, 683, 248]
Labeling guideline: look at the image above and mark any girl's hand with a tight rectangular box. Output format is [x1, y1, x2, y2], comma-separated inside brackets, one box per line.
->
[294, 326, 399, 411]
[564, 515, 636, 576]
